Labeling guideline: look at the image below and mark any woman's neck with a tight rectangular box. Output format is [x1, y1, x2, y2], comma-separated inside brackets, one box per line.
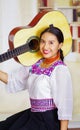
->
[41, 52, 60, 68]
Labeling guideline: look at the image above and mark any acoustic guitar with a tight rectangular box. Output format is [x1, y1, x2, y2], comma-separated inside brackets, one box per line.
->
[0, 10, 72, 66]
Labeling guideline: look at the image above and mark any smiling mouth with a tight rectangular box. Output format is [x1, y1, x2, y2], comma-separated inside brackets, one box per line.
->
[43, 50, 50, 54]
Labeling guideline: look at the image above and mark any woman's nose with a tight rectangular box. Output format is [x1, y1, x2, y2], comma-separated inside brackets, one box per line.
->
[44, 43, 49, 49]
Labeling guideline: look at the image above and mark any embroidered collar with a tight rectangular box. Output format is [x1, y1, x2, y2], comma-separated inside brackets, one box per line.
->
[30, 59, 65, 76]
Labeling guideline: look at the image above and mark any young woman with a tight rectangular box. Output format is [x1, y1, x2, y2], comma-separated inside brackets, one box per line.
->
[0, 24, 73, 130]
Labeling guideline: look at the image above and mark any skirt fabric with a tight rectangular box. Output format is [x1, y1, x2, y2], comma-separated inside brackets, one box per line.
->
[0, 108, 60, 130]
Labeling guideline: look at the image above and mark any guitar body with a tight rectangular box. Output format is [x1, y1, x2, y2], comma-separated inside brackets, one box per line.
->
[8, 10, 72, 66]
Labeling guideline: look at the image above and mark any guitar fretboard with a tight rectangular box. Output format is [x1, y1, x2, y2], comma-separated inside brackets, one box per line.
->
[0, 43, 30, 63]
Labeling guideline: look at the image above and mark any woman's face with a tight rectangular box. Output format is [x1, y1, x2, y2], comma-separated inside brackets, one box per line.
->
[40, 32, 62, 59]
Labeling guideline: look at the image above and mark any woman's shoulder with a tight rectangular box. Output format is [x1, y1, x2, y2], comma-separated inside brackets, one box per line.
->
[51, 60, 70, 76]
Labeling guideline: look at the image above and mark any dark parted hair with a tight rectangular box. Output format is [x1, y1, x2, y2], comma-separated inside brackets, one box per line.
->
[40, 24, 64, 61]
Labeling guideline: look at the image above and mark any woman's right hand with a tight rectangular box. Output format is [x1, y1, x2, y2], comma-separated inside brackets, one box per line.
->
[0, 71, 8, 84]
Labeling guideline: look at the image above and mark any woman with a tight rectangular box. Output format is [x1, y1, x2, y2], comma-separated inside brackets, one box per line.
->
[0, 24, 73, 130]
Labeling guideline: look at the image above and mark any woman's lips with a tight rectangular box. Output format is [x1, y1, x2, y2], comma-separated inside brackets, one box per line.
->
[43, 50, 50, 54]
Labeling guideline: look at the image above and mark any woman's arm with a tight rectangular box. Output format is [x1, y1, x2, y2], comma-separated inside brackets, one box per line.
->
[0, 70, 8, 84]
[0, 66, 30, 93]
[60, 120, 68, 130]
[51, 66, 73, 129]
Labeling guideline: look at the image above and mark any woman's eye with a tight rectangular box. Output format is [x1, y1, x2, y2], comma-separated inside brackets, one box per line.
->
[40, 39, 45, 44]
[50, 41, 54, 44]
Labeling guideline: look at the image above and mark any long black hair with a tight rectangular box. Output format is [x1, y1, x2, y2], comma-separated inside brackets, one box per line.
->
[40, 24, 64, 61]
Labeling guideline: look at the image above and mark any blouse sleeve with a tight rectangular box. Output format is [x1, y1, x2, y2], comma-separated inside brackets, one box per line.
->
[6, 65, 30, 93]
[50, 65, 73, 120]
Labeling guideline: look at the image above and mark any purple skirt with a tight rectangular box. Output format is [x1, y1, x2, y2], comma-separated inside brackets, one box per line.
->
[0, 108, 60, 130]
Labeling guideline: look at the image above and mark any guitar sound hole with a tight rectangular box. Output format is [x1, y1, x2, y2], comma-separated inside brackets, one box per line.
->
[28, 39, 40, 52]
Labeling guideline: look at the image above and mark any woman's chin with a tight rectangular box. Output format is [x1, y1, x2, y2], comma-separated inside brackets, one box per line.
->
[43, 55, 50, 59]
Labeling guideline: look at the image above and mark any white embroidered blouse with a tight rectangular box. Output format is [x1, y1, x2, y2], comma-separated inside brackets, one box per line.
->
[6, 60, 73, 120]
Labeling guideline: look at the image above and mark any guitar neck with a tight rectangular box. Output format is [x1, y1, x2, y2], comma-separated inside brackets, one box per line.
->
[0, 43, 30, 63]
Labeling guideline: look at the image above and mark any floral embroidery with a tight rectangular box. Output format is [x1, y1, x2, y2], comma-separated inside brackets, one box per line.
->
[30, 59, 65, 76]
